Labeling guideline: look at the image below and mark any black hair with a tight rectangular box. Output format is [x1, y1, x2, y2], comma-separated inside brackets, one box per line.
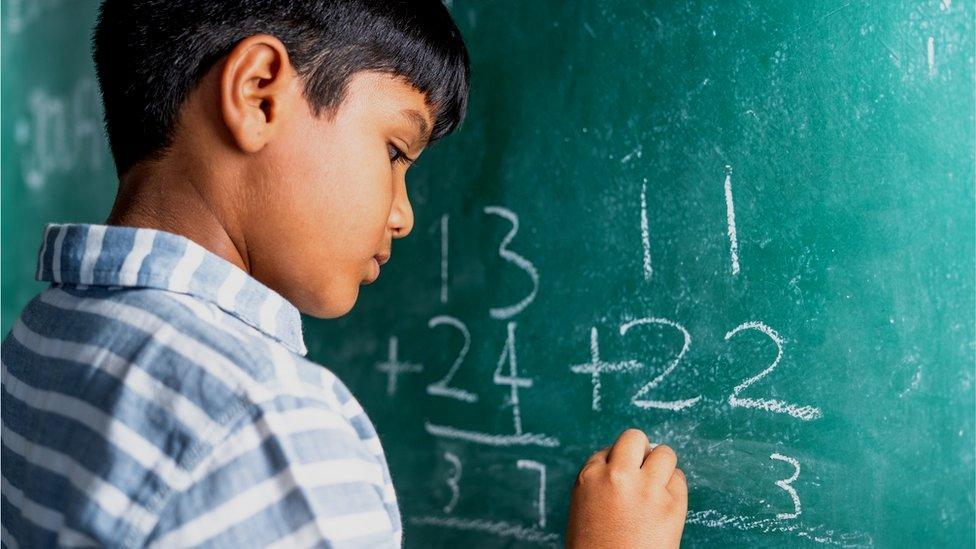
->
[92, 0, 470, 176]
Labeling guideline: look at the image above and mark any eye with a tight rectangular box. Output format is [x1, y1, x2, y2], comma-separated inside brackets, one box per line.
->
[388, 143, 416, 168]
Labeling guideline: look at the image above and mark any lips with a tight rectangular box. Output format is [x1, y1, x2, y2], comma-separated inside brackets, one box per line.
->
[364, 252, 390, 284]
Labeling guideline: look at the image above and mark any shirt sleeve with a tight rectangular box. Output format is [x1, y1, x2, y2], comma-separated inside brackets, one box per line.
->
[143, 397, 401, 548]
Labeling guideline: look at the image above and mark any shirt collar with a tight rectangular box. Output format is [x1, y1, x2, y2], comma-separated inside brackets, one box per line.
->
[35, 223, 308, 357]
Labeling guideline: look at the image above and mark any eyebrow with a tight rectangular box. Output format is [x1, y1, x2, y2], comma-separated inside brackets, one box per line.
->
[401, 109, 432, 149]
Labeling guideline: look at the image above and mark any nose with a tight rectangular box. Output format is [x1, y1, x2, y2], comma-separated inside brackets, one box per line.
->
[389, 177, 414, 239]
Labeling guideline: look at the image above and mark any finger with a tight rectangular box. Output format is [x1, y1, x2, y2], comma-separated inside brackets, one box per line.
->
[607, 428, 650, 469]
[641, 443, 678, 486]
[666, 467, 688, 505]
[576, 445, 611, 486]
[585, 445, 611, 465]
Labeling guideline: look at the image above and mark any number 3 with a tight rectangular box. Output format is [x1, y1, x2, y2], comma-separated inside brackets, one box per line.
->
[770, 453, 801, 520]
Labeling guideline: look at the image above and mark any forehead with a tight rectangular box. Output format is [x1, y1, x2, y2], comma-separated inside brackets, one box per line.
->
[343, 71, 434, 142]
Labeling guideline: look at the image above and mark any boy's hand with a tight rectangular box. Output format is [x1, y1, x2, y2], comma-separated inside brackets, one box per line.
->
[566, 428, 687, 548]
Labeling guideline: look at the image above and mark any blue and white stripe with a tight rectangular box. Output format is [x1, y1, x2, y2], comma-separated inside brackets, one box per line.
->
[2, 223, 400, 548]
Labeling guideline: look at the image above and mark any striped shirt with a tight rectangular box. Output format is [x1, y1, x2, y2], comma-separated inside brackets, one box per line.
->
[1, 223, 401, 548]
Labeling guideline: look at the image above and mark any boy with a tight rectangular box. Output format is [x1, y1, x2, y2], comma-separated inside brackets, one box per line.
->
[1, 1, 687, 546]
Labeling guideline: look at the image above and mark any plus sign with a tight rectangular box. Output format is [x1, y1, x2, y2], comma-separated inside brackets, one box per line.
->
[375, 336, 423, 396]
[570, 327, 641, 411]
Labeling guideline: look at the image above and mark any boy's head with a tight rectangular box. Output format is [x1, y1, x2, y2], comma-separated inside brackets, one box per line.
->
[92, 0, 469, 318]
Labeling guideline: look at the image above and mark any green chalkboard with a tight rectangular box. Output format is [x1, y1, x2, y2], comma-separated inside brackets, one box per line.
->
[313, 1, 976, 546]
[2, 1, 974, 547]
[2, 0, 117, 326]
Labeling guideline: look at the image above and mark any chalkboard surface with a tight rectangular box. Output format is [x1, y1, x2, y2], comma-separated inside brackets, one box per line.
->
[2, 0, 117, 325]
[2, 1, 974, 547]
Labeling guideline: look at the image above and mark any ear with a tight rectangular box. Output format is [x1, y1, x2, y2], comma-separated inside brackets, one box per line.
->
[219, 34, 296, 154]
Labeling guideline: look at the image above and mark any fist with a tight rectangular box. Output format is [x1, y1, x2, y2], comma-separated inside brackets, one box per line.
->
[566, 428, 687, 548]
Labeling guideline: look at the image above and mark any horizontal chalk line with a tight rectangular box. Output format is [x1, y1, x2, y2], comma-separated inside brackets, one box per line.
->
[410, 515, 559, 546]
[424, 421, 560, 447]
[687, 509, 872, 547]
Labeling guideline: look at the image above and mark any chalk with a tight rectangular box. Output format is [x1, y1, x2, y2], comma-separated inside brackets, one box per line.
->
[426, 315, 477, 403]
[425, 421, 560, 448]
[21, 78, 103, 191]
[620, 317, 702, 411]
[484, 206, 539, 319]
[516, 459, 547, 528]
[569, 326, 641, 411]
[375, 336, 423, 397]
[770, 453, 802, 520]
[620, 145, 642, 164]
[724, 321, 823, 421]
[640, 178, 653, 281]
[686, 509, 872, 546]
[410, 515, 558, 546]
[493, 321, 533, 435]
[723, 165, 740, 276]
[441, 451, 461, 514]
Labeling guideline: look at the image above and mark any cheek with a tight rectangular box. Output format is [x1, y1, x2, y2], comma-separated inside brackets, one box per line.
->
[275, 125, 389, 236]
[254, 117, 394, 316]
[327, 146, 394, 257]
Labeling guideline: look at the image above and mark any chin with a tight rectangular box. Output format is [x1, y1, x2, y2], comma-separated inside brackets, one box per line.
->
[299, 285, 360, 319]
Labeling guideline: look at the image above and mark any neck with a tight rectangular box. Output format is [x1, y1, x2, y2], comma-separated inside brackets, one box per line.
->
[105, 161, 251, 273]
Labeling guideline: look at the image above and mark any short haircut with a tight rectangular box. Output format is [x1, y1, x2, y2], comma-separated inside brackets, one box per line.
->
[92, 0, 470, 176]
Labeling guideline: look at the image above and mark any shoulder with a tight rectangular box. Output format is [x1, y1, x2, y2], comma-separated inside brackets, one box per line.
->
[86, 284, 382, 434]
[143, 350, 401, 547]
[4, 283, 400, 546]
[28, 283, 289, 388]
[18, 282, 372, 424]
[8, 283, 352, 452]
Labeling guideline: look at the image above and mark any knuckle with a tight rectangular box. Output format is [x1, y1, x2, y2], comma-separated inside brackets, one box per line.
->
[654, 444, 677, 462]
[619, 428, 647, 443]
[673, 467, 687, 484]
[612, 429, 649, 452]
[607, 467, 630, 487]
[575, 463, 601, 487]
